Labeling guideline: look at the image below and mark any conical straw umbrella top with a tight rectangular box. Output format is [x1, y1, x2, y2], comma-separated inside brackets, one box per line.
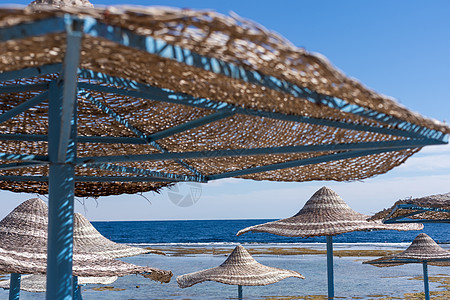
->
[0, 274, 117, 293]
[177, 245, 304, 288]
[0, 198, 47, 252]
[73, 213, 154, 258]
[237, 187, 422, 237]
[365, 233, 450, 267]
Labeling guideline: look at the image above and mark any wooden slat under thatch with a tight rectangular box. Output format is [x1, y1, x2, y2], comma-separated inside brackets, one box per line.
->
[177, 245, 304, 288]
[369, 192, 450, 222]
[364, 233, 450, 267]
[237, 187, 422, 238]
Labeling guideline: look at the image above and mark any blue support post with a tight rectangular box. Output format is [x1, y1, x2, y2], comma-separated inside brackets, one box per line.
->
[423, 262, 430, 300]
[8, 273, 21, 300]
[326, 236, 334, 299]
[46, 79, 77, 299]
[73, 276, 83, 300]
[238, 285, 243, 299]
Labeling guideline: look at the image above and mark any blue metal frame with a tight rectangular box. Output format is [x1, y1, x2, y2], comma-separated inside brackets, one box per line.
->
[383, 204, 450, 224]
[0, 91, 48, 124]
[77, 73, 441, 140]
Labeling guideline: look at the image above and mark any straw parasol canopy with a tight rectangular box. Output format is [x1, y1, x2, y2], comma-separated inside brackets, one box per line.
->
[364, 233, 450, 300]
[0, 198, 172, 282]
[74, 212, 164, 258]
[237, 186, 423, 237]
[364, 233, 450, 267]
[0, 274, 117, 293]
[369, 192, 450, 223]
[237, 186, 423, 299]
[177, 245, 304, 288]
[0, 5, 448, 197]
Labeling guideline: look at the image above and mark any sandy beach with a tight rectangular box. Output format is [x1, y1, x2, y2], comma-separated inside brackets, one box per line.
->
[1, 243, 448, 299]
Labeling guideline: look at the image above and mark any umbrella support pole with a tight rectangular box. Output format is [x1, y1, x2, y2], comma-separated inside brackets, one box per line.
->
[46, 44, 79, 300]
[238, 285, 243, 299]
[326, 236, 334, 299]
[73, 276, 83, 300]
[8, 273, 21, 300]
[422, 262, 430, 300]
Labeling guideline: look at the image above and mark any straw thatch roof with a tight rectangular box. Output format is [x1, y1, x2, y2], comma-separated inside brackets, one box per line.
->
[364, 233, 450, 267]
[0, 198, 172, 282]
[28, 0, 93, 8]
[74, 212, 164, 258]
[177, 245, 304, 288]
[0, 5, 448, 196]
[237, 187, 422, 237]
[0, 274, 116, 293]
[369, 192, 450, 222]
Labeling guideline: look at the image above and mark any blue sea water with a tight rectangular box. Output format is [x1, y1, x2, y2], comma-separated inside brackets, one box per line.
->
[92, 219, 449, 245]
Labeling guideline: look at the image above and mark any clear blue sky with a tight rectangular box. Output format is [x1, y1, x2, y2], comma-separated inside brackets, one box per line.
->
[1, 0, 449, 221]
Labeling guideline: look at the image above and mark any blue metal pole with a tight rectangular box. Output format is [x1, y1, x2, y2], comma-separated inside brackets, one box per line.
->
[423, 262, 430, 300]
[326, 236, 334, 299]
[8, 273, 21, 300]
[73, 276, 83, 300]
[238, 285, 243, 299]
[46, 80, 77, 300]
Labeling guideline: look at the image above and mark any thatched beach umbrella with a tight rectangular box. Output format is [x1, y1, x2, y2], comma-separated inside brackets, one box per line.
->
[237, 186, 423, 299]
[1, 2, 449, 298]
[369, 192, 450, 224]
[364, 233, 450, 300]
[0, 198, 172, 299]
[177, 245, 304, 299]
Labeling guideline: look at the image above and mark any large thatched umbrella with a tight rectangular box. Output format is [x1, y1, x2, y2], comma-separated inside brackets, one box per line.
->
[177, 245, 304, 299]
[237, 186, 423, 299]
[364, 233, 450, 300]
[369, 192, 450, 224]
[0, 198, 172, 300]
[1, 1, 449, 298]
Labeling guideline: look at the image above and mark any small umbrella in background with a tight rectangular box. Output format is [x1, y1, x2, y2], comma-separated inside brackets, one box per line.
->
[177, 245, 304, 299]
[364, 233, 450, 300]
[0, 198, 172, 300]
[237, 186, 423, 299]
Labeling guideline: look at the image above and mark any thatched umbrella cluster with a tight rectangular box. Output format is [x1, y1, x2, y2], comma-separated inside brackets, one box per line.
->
[365, 233, 450, 300]
[177, 245, 304, 299]
[237, 187, 422, 299]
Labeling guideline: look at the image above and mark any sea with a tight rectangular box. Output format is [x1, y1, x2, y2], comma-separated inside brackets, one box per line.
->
[1, 220, 448, 300]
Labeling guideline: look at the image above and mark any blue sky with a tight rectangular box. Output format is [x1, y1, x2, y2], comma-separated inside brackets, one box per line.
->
[1, 0, 449, 220]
